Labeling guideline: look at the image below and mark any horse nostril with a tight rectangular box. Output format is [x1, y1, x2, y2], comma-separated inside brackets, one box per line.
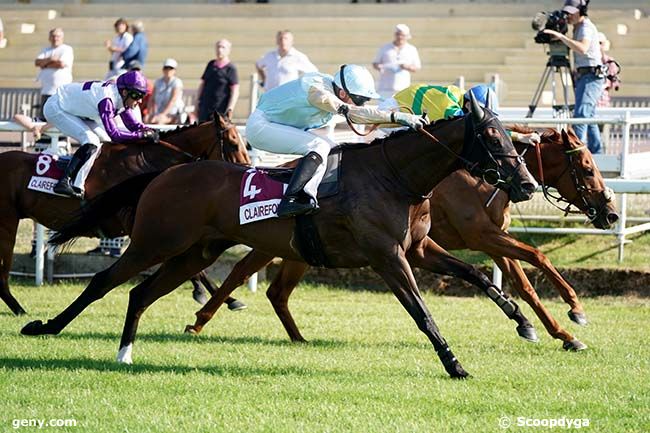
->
[522, 182, 537, 194]
[607, 212, 620, 224]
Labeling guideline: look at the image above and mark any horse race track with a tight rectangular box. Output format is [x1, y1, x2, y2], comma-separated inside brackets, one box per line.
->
[0, 281, 648, 433]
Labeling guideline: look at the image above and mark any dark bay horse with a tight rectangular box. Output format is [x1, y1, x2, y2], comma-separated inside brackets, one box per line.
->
[185, 126, 617, 352]
[23, 100, 538, 378]
[0, 112, 250, 315]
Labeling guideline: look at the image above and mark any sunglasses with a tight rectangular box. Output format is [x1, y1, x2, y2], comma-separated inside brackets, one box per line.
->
[349, 94, 371, 107]
[127, 90, 146, 100]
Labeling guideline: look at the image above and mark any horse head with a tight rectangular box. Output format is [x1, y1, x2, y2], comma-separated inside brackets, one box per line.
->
[212, 111, 252, 165]
[557, 128, 618, 229]
[461, 92, 537, 203]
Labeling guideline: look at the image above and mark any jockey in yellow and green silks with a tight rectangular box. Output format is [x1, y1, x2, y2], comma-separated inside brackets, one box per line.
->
[379, 83, 540, 145]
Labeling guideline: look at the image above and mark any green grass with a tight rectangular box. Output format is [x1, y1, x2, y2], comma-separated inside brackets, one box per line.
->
[1, 281, 648, 433]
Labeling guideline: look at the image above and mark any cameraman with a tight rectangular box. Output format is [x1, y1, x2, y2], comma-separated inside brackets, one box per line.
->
[544, 0, 603, 153]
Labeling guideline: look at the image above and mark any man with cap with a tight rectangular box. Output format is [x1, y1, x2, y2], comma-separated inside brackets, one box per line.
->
[543, 0, 604, 153]
[246, 64, 426, 218]
[372, 24, 421, 99]
[147, 58, 185, 124]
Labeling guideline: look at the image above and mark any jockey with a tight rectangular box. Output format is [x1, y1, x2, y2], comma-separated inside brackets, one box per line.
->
[44, 70, 159, 198]
[381, 83, 540, 145]
[246, 64, 426, 218]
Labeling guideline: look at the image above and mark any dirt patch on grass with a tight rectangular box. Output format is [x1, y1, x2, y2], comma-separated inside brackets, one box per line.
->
[268, 264, 650, 298]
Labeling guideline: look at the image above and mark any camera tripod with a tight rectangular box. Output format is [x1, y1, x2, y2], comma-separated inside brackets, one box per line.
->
[526, 48, 575, 118]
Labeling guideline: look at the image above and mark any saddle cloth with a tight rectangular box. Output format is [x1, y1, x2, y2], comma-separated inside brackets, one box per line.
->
[27, 152, 71, 195]
[239, 150, 342, 225]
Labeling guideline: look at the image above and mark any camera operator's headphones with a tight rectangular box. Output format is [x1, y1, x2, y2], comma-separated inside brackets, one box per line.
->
[576, 0, 589, 16]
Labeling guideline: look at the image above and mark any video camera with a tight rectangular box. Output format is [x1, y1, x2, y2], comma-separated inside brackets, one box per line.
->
[531, 10, 569, 44]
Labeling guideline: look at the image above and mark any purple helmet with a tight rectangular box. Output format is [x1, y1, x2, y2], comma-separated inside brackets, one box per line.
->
[116, 70, 148, 94]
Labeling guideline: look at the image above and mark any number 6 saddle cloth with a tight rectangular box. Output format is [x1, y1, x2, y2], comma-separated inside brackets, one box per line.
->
[27, 152, 71, 195]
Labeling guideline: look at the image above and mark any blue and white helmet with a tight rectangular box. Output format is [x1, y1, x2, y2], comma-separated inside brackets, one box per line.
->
[333, 64, 381, 106]
[464, 84, 499, 114]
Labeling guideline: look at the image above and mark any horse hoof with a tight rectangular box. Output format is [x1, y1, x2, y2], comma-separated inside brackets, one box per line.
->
[516, 325, 539, 343]
[21, 320, 45, 336]
[563, 339, 588, 351]
[448, 364, 470, 379]
[227, 299, 247, 311]
[184, 325, 200, 335]
[192, 290, 208, 306]
[116, 344, 133, 364]
[568, 310, 588, 326]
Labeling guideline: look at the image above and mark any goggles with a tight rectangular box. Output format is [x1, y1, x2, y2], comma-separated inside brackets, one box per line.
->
[126, 90, 146, 100]
[349, 94, 371, 107]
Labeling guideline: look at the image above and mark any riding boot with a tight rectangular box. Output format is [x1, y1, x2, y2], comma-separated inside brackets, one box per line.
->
[277, 151, 323, 218]
[53, 143, 97, 198]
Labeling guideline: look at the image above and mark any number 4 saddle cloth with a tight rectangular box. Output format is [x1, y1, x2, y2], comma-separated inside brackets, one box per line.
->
[239, 150, 341, 225]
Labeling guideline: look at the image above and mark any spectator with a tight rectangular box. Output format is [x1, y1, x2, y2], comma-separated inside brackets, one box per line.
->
[543, 0, 604, 154]
[104, 18, 133, 79]
[122, 20, 148, 70]
[196, 39, 239, 122]
[372, 24, 421, 99]
[597, 32, 620, 108]
[0, 17, 6, 48]
[256, 30, 317, 91]
[35, 27, 74, 121]
[146, 58, 185, 124]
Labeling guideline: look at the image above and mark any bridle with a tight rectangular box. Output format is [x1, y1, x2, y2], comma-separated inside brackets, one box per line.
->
[343, 109, 524, 201]
[532, 139, 613, 222]
[201, 119, 238, 161]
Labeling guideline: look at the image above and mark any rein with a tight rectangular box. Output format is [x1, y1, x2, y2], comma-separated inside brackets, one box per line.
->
[534, 142, 610, 222]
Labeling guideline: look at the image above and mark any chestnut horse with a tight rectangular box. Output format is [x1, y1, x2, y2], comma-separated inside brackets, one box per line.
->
[24, 101, 537, 378]
[0, 112, 250, 315]
[185, 126, 618, 352]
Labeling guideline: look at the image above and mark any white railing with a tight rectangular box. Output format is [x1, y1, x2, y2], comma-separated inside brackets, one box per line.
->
[2, 109, 649, 289]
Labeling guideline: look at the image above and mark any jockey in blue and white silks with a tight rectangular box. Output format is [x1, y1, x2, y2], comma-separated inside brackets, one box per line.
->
[246, 64, 426, 218]
[44, 70, 158, 198]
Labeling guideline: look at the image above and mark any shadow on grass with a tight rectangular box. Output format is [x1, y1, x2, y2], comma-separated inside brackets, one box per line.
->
[0, 355, 325, 377]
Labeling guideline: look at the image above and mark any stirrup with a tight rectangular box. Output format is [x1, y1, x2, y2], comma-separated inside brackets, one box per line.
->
[53, 178, 82, 199]
[277, 196, 319, 218]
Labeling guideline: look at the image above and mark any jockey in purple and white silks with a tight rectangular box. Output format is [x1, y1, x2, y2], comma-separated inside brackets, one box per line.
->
[246, 64, 427, 218]
[44, 70, 159, 198]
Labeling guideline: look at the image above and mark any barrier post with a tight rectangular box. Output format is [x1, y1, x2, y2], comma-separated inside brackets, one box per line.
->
[617, 111, 632, 262]
[492, 263, 502, 289]
[34, 223, 45, 286]
[249, 73, 259, 116]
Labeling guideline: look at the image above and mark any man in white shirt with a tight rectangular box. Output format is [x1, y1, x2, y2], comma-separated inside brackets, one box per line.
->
[255, 30, 318, 91]
[35, 27, 74, 119]
[372, 24, 421, 99]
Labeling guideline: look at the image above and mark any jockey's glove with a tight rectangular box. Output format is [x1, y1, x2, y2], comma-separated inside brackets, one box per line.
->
[391, 112, 427, 130]
[511, 131, 541, 146]
[141, 128, 160, 144]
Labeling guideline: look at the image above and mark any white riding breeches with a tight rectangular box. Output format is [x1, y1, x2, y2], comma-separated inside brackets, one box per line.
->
[43, 94, 109, 192]
[246, 109, 336, 199]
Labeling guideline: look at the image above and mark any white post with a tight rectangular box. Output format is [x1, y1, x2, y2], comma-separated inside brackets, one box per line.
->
[455, 75, 465, 92]
[617, 111, 632, 262]
[249, 73, 259, 116]
[247, 272, 258, 293]
[34, 223, 45, 286]
[492, 262, 502, 289]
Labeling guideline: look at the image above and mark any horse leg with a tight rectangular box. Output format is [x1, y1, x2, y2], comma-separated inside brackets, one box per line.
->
[463, 228, 587, 325]
[0, 214, 26, 315]
[406, 237, 539, 343]
[369, 246, 468, 379]
[193, 270, 247, 311]
[265, 260, 310, 342]
[492, 256, 587, 351]
[118, 241, 232, 364]
[21, 245, 162, 336]
[186, 250, 274, 334]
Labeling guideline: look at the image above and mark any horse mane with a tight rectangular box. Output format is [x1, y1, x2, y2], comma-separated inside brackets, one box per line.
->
[334, 116, 462, 152]
[158, 122, 200, 139]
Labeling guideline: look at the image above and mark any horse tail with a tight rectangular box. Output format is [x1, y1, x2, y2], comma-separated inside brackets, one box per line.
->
[49, 171, 162, 246]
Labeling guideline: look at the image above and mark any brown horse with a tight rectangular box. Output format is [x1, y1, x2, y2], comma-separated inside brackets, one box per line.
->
[24, 101, 538, 378]
[185, 126, 617, 352]
[0, 112, 250, 315]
